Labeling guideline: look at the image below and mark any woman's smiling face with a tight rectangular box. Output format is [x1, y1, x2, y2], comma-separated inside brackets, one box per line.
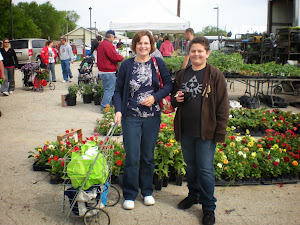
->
[135, 35, 151, 57]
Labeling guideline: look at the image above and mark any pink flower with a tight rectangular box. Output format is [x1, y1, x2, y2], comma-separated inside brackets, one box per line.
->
[273, 161, 279, 166]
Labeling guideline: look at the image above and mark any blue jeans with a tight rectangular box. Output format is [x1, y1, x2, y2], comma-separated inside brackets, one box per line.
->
[122, 115, 161, 200]
[1, 67, 15, 92]
[99, 73, 116, 110]
[61, 59, 73, 81]
[181, 135, 217, 211]
[47, 63, 56, 82]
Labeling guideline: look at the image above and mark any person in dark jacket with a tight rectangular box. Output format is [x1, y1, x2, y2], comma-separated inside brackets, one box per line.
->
[0, 38, 18, 95]
[171, 36, 229, 225]
[114, 31, 172, 210]
[87, 35, 102, 59]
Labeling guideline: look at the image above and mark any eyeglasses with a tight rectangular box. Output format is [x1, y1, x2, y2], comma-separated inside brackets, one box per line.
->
[4, 42, 9, 43]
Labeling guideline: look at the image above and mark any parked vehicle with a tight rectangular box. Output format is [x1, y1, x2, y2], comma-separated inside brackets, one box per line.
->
[9, 39, 47, 68]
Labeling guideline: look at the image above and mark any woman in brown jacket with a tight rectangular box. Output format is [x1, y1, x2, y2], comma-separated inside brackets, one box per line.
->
[171, 36, 229, 225]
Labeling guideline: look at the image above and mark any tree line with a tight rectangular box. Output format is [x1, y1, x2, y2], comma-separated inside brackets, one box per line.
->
[0, 0, 79, 40]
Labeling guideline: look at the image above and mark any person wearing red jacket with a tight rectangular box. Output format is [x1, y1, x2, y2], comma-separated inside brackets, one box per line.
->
[159, 35, 174, 57]
[97, 30, 123, 111]
[41, 40, 58, 82]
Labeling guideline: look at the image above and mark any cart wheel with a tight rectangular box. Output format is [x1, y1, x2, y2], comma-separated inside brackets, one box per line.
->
[25, 85, 30, 91]
[106, 185, 120, 207]
[38, 86, 43, 93]
[49, 83, 55, 90]
[84, 208, 110, 225]
[273, 86, 282, 94]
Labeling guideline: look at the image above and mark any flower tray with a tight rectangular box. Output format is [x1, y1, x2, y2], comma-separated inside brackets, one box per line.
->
[50, 174, 64, 184]
[32, 161, 51, 171]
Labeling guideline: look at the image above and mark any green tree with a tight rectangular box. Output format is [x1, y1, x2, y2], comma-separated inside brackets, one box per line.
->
[198, 25, 228, 37]
[0, 0, 41, 39]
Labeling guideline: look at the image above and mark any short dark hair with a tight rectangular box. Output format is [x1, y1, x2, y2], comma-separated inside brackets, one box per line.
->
[131, 30, 155, 54]
[46, 40, 53, 46]
[61, 37, 67, 42]
[96, 36, 102, 41]
[190, 36, 210, 52]
[185, 28, 194, 35]
[163, 35, 169, 41]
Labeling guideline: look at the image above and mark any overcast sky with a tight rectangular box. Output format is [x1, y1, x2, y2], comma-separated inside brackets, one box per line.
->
[14, 0, 268, 35]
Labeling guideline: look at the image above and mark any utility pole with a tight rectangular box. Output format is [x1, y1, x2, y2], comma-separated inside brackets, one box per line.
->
[10, 0, 14, 40]
[89, 7, 92, 46]
[176, 0, 181, 51]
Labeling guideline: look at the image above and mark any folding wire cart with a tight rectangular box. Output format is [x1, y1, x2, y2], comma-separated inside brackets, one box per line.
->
[62, 124, 120, 225]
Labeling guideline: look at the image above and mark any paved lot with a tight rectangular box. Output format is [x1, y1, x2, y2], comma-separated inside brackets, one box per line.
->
[0, 61, 299, 225]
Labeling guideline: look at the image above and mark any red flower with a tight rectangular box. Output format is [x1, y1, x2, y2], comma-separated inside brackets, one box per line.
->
[269, 137, 274, 141]
[157, 141, 163, 145]
[43, 145, 47, 151]
[116, 160, 123, 166]
[257, 144, 262, 148]
[114, 151, 121, 156]
[243, 139, 247, 144]
[281, 143, 286, 147]
[48, 157, 52, 163]
[61, 160, 65, 167]
[295, 154, 300, 159]
[165, 143, 172, 147]
[41, 79, 47, 86]
[231, 136, 236, 140]
[223, 143, 227, 147]
[90, 137, 94, 141]
[267, 144, 272, 149]
[293, 127, 297, 131]
[268, 155, 271, 159]
[284, 157, 290, 163]
[273, 161, 279, 166]
[71, 128, 74, 131]
[160, 123, 167, 129]
[53, 156, 59, 161]
[253, 164, 258, 168]
[66, 141, 71, 146]
[262, 118, 266, 122]
[276, 139, 279, 143]
[65, 130, 70, 133]
[74, 146, 80, 151]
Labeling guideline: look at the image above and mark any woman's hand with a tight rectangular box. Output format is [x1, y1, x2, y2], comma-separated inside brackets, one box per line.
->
[141, 95, 155, 107]
[114, 112, 122, 126]
[174, 91, 184, 102]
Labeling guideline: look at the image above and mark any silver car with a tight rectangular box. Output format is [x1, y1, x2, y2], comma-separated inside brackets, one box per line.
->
[9, 38, 47, 67]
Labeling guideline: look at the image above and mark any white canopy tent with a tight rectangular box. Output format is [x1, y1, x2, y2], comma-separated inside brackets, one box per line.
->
[109, 0, 190, 33]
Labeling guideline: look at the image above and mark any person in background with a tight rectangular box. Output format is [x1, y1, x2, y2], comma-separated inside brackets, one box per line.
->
[114, 30, 172, 210]
[97, 30, 123, 111]
[156, 37, 163, 50]
[182, 28, 194, 68]
[171, 36, 229, 225]
[59, 37, 73, 83]
[116, 39, 124, 49]
[159, 35, 174, 57]
[87, 36, 102, 63]
[0, 38, 18, 96]
[153, 35, 159, 47]
[0, 52, 5, 116]
[40, 40, 57, 82]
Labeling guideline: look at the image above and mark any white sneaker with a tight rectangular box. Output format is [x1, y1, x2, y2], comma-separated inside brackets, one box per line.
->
[61, 80, 66, 83]
[123, 200, 135, 210]
[9, 91, 13, 94]
[143, 196, 155, 206]
[3, 92, 9, 96]
[69, 78, 73, 82]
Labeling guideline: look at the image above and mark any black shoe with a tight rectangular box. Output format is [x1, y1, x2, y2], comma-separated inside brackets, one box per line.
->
[178, 196, 198, 209]
[202, 210, 215, 225]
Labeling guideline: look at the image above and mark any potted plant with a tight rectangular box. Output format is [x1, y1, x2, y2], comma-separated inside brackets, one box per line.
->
[93, 81, 104, 105]
[66, 84, 79, 106]
[79, 83, 94, 103]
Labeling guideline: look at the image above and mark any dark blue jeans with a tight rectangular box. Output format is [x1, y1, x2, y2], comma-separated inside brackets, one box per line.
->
[122, 115, 161, 200]
[181, 135, 217, 211]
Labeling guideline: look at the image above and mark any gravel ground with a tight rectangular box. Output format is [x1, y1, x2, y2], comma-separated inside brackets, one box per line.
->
[0, 61, 299, 225]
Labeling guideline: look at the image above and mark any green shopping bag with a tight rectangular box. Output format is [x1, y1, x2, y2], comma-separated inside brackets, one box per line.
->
[67, 143, 109, 190]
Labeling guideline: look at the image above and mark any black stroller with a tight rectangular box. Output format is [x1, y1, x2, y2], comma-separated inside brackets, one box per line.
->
[78, 57, 95, 84]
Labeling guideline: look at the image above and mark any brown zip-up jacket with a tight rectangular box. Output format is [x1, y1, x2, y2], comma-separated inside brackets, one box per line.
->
[171, 64, 229, 143]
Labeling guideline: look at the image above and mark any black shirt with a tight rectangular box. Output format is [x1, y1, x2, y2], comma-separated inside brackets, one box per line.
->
[0, 48, 18, 68]
[181, 66, 206, 137]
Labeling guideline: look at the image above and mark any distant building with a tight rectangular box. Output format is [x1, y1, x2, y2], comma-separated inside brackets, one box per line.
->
[267, 0, 300, 33]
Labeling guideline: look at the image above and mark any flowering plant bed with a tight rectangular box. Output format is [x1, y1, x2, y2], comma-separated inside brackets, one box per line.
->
[94, 105, 122, 136]
[228, 108, 300, 135]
